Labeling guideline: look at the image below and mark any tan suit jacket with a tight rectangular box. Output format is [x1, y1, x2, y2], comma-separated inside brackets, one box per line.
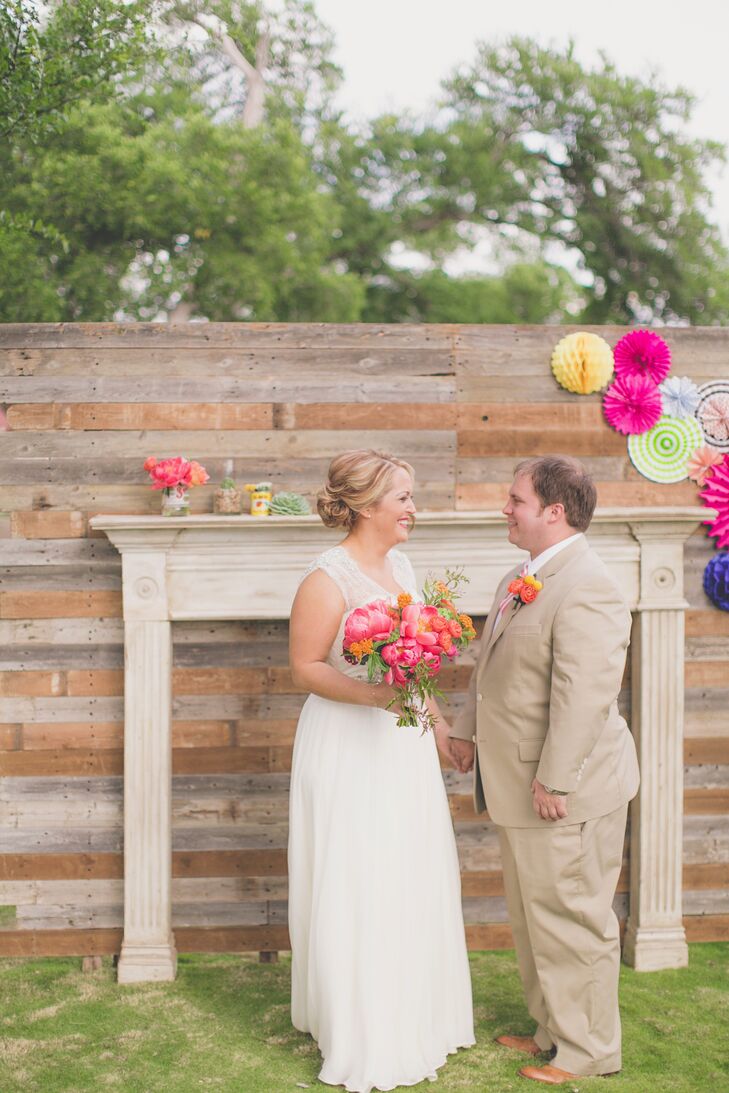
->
[452, 536, 639, 828]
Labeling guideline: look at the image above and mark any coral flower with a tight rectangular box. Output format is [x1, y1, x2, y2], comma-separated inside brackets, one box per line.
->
[187, 460, 210, 487]
[613, 329, 671, 384]
[603, 374, 663, 435]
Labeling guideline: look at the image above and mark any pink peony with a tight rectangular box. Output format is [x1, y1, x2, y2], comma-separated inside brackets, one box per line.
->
[701, 454, 729, 549]
[384, 665, 408, 687]
[603, 374, 663, 435]
[148, 456, 192, 490]
[613, 330, 671, 384]
[344, 600, 394, 647]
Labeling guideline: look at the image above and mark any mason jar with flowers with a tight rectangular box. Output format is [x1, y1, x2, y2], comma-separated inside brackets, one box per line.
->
[144, 456, 209, 515]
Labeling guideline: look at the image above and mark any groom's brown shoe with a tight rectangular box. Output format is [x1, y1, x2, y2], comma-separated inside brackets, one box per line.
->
[518, 1064, 581, 1084]
[495, 1035, 544, 1057]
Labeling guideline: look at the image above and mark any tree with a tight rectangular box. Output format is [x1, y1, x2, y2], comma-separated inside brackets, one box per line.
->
[0, 0, 155, 142]
[415, 38, 729, 323]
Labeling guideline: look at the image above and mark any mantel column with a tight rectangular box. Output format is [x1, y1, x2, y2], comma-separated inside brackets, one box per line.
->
[117, 552, 177, 984]
[623, 523, 692, 971]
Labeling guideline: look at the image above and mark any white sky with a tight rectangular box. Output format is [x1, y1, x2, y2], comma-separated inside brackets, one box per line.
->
[314, 0, 729, 243]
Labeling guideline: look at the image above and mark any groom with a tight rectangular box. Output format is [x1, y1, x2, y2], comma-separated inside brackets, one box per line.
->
[450, 455, 639, 1085]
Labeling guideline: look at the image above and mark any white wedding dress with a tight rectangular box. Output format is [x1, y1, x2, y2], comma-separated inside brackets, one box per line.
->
[288, 546, 475, 1093]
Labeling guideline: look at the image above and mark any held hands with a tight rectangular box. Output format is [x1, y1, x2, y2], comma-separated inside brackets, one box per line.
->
[531, 778, 569, 822]
[448, 737, 475, 774]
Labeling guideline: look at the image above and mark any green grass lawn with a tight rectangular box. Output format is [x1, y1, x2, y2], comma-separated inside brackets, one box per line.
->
[1, 945, 727, 1092]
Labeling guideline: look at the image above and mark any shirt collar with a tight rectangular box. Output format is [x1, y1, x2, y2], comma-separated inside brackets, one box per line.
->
[527, 532, 584, 576]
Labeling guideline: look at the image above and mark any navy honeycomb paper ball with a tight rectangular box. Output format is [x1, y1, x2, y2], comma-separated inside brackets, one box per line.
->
[703, 552, 729, 612]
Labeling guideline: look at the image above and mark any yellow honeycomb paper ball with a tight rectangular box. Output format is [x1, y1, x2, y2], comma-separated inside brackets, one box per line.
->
[551, 332, 614, 395]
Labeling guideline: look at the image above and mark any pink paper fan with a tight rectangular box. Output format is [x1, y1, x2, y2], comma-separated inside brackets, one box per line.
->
[698, 393, 729, 444]
[603, 374, 664, 435]
[687, 445, 724, 487]
[701, 453, 729, 549]
[613, 330, 671, 384]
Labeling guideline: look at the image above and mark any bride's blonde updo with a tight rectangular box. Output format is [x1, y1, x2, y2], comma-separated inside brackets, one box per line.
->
[317, 450, 414, 531]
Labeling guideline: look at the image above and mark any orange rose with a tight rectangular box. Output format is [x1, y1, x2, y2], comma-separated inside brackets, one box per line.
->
[520, 584, 538, 604]
[430, 615, 447, 632]
[439, 631, 453, 652]
[448, 619, 462, 638]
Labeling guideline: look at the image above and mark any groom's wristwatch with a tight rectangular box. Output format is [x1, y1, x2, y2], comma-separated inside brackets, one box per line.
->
[543, 786, 568, 796]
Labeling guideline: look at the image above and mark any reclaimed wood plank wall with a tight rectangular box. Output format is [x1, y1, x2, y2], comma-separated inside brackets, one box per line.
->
[0, 322, 727, 957]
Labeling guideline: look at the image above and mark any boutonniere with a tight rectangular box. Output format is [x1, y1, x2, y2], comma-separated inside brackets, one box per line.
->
[508, 574, 543, 606]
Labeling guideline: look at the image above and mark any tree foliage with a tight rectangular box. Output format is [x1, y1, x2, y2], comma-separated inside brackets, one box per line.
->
[1, 14, 727, 325]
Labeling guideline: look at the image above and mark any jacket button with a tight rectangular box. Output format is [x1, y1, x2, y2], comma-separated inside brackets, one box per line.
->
[476, 692, 483, 701]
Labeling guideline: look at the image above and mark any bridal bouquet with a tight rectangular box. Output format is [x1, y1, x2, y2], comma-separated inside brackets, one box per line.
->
[343, 570, 476, 732]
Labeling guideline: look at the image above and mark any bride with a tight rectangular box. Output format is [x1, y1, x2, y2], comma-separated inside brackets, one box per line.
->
[288, 449, 474, 1093]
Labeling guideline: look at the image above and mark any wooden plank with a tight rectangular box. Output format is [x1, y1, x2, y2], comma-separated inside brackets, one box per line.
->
[10, 511, 88, 539]
[684, 789, 729, 814]
[0, 849, 288, 880]
[0, 372, 456, 404]
[0, 322, 457, 350]
[683, 862, 729, 889]
[685, 739, 729, 765]
[684, 914, 729, 942]
[0, 451, 453, 487]
[465, 923, 514, 950]
[456, 455, 628, 482]
[6, 402, 460, 432]
[0, 670, 66, 697]
[458, 427, 626, 458]
[0, 745, 296, 776]
[6, 403, 274, 431]
[686, 610, 729, 638]
[454, 324, 729, 376]
[19, 722, 123, 750]
[0, 428, 455, 459]
[0, 918, 726, 957]
[0, 619, 124, 644]
[456, 480, 702, 508]
[0, 567, 121, 592]
[292, 404, 457, 430]
[0, 928, 123, 956]
[0, 749, 124, 776]
[0, 539, 119, 566]
[686, 662, 729, 688]
[0, 590, 122, 619]
[0, 645, 123, 671]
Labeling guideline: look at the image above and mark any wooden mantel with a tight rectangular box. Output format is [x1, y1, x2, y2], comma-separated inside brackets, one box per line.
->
[91, 507, 709, 981]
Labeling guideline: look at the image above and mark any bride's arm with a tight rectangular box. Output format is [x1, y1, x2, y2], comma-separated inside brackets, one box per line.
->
[289, 569, 395, 709]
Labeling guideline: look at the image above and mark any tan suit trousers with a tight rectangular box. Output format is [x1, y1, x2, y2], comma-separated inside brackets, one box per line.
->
[497, 804, 627, 1076]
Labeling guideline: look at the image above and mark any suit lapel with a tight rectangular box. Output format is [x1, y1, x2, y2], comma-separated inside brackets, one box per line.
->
[479, 536, 590, 666]
[484, 596, 519, 655]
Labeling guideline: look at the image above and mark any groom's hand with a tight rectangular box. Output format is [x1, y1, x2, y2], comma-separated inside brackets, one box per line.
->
[531, 778, 569, 822]
[449, 738, 475, 774]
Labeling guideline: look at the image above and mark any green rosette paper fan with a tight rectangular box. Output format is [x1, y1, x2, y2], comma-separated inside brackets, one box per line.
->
[627, 415, 703, 483]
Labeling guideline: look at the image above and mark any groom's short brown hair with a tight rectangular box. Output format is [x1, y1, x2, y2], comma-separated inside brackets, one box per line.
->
[514, 455, 597, 532]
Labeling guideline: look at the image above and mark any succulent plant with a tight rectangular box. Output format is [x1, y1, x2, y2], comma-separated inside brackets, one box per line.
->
[269, 491, 311, 515]
[220, 476, 237, 490]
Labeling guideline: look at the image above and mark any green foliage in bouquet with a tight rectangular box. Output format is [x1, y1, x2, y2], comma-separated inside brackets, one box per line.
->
[269, 491, 311, 515]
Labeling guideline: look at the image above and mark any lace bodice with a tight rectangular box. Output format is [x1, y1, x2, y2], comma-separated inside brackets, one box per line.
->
[301, 545, 419, 679]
